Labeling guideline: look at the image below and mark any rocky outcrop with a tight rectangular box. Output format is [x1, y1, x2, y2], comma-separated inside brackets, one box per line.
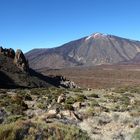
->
[50, 75, 79, 88]
[60, 80, 78, 88]
[0, 47, 29, 71]
[0, 47, 15, 58]
[14, 49, 29, 71]
[0, 46, 79, 88]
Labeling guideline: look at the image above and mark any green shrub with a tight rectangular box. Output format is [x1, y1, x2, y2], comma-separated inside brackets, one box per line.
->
[83, 107, 94, 118]
[90, 99, 99, 107]
[6, 115, 24, 123]
[88, 93, 99, 98]
[65, 96, 76, 104]
[37, 102, 46, 109]
[0, 121, 26, 140]
[0, 120, 90, 140]
[63, 103, 74, 110]
[75, 94, 86, 102]
[132, 128, 140, 140]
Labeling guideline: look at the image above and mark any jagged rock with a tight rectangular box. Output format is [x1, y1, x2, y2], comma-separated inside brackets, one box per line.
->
[14, 49, 29, 71]
[8, 48, 15, 58]
[50, 75, 79, 88]
[0, 47, 28, 71]
[57, 94, 66, 103]
[60, 80, 79, 88]
[0, 47, 15, 58]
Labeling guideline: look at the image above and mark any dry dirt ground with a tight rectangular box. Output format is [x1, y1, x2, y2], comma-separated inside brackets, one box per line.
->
[40, 64, 140, 89]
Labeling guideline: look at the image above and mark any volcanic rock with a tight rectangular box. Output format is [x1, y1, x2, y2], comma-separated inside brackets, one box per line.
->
[14, 49, 29, 71]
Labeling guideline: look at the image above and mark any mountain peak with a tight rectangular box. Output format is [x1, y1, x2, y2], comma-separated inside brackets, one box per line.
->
[26, 33, 140, 69]
[85, 32, 107, 40]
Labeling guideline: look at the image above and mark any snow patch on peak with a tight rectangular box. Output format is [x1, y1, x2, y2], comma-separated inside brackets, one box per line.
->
[85, 35, 93, 40]
[85, 32, 107, 41]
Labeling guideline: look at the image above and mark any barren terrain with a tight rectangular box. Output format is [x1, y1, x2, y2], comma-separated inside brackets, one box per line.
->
[40, 64, 140, 89]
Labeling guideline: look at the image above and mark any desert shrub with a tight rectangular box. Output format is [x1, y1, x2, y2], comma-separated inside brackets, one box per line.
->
[69, 88, 83, 93]
[110, 104, 129, 112]
[119, 95, 130, 105]
[37, 102, 46, 109]
[0, 94, 28, 116]
[113, 87, 129, 93]
[88, 93, 99, 98]
[64, 96, 76, 110]
[0, 121, 28, 140]
[104, 94, 120, 102]
[113, 86, 140, 94]
[132, 128, 140, 140]
[24, 93, 32, 101]
[0, 120, 89, 140]
[63, 103, 74, 110]
[75, 94, 86, 102]
[65, 96, 76, 104]
[30, 88, 49, 96]
[83, 107, 95, 119]
[90, 99, 99, 107]
[5, 115, 25, 123]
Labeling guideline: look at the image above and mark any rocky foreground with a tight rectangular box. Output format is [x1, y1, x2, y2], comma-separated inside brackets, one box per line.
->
[0, 86, 140, 140]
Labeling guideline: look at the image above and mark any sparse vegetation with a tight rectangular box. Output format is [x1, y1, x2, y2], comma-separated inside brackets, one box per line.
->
[0, 86, 140, 140]
[75, 94, 86, 102]
[0, 120, 89, 140]
[88, 93, 99, 98]
[132, 128, 140, 140]
[90, 99, 99, 107]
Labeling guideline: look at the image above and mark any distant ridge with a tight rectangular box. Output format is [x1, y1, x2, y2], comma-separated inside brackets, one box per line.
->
[26, 33, 140, 69]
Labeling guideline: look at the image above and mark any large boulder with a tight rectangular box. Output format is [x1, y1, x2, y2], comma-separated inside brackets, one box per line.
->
[14, 49, 29, 71]
[0, 47, 28, 71]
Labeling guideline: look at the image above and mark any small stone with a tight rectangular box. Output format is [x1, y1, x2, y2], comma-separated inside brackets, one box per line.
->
[72, 102, 81, 109]
[57, 94, 66, 103]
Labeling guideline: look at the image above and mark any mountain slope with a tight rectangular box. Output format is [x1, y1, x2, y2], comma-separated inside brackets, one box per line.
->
[26, 33, 140, 69]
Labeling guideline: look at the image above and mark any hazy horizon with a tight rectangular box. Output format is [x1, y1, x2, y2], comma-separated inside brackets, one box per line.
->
[0, 0, 140, 53]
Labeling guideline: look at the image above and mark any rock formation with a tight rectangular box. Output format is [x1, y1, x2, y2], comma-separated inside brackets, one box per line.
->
[0, 47, 29, 71]
[50, 75, 79, 88]
[14, 49, 29, 71]
[0, 47, 15, 58]
[0, 46, 79, 88]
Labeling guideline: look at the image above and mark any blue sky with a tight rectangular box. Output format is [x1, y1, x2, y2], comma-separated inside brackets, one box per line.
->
[0, 0, 140, 53]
